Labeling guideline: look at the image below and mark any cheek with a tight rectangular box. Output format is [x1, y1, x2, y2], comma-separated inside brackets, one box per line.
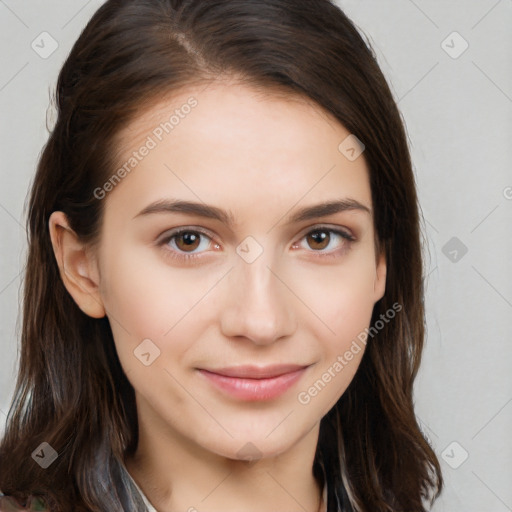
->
[99, 245, 221, 363]
[98, 248, 202, 407]
[293, 263, 376, 412]
[291, 252, 378, 339]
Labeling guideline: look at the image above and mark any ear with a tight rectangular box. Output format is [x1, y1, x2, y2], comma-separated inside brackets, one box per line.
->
[373, 247, 387, 303]
[48, 211, 105, 318]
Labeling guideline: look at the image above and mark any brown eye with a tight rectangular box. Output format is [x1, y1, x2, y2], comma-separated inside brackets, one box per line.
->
[306, 230, 331, 250]
[158, 227, 217, 263]
[174, 231, 202, 252]
[292, 226, 355, 258]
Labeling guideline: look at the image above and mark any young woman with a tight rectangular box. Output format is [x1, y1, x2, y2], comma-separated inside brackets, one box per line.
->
[0, 0, 443, 510]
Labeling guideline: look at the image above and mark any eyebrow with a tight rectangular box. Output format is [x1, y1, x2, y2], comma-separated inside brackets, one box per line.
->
[133, 198, 371, 226]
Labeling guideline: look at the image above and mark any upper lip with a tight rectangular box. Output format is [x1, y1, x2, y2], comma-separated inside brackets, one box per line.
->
[200, 364, 308, 379]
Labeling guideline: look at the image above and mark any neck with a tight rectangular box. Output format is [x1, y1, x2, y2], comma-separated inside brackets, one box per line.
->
[126, 395, 324, 512]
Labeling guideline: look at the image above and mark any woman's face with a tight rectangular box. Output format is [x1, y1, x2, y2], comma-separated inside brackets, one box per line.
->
[88, 82, 386, 460]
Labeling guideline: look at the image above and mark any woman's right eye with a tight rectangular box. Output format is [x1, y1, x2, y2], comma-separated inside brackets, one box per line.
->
[158, 228, 219, 262]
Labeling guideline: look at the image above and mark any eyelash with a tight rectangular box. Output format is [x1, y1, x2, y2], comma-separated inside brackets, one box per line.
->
[157, 225, 356, 263]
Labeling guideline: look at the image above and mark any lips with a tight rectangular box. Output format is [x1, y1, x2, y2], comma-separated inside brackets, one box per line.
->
[202, 364, 308, 379]
[197, 364, 309, 401]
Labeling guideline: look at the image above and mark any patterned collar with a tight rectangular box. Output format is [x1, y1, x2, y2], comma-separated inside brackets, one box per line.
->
[133, 478, 328, 511]
[1, 480, 328, 511]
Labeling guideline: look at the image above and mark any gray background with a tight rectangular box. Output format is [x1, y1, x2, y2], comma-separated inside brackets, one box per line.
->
[1, 1, 511, 510]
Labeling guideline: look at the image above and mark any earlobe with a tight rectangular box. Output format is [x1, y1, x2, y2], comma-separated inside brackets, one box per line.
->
[48, 211, 106, 319]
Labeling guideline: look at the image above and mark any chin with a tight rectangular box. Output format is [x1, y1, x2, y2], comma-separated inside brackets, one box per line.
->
[198, 420, 316, 462]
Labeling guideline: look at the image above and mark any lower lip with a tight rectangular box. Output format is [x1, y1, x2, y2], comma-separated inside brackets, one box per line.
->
[197, 368, 308, 401]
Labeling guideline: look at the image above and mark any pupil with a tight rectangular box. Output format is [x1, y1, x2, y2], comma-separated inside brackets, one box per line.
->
[183, 233, 197, 245]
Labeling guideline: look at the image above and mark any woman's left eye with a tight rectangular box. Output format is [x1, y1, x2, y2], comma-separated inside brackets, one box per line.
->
[158, 226, 355, 262]
[291, 227, 355, 257]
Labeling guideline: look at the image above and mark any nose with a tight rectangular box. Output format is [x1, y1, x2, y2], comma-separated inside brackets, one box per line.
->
[219, 251, 297, 346]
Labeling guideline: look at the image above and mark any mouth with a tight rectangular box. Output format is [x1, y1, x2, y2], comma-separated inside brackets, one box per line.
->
[196, 364, 310, 401]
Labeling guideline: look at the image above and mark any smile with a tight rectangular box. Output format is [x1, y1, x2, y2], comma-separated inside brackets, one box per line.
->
[197, 364, 309, 401]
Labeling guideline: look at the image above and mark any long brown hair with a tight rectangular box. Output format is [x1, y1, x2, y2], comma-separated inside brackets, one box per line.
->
[0, 1, 442, 510]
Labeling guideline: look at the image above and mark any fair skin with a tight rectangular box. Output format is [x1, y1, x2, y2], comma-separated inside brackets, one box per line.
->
[49, 82, 386, 512]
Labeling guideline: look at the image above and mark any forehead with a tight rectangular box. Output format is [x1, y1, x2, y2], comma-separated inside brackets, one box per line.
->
[114, 80, 344, 154]
[105, 81, 372, 222]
